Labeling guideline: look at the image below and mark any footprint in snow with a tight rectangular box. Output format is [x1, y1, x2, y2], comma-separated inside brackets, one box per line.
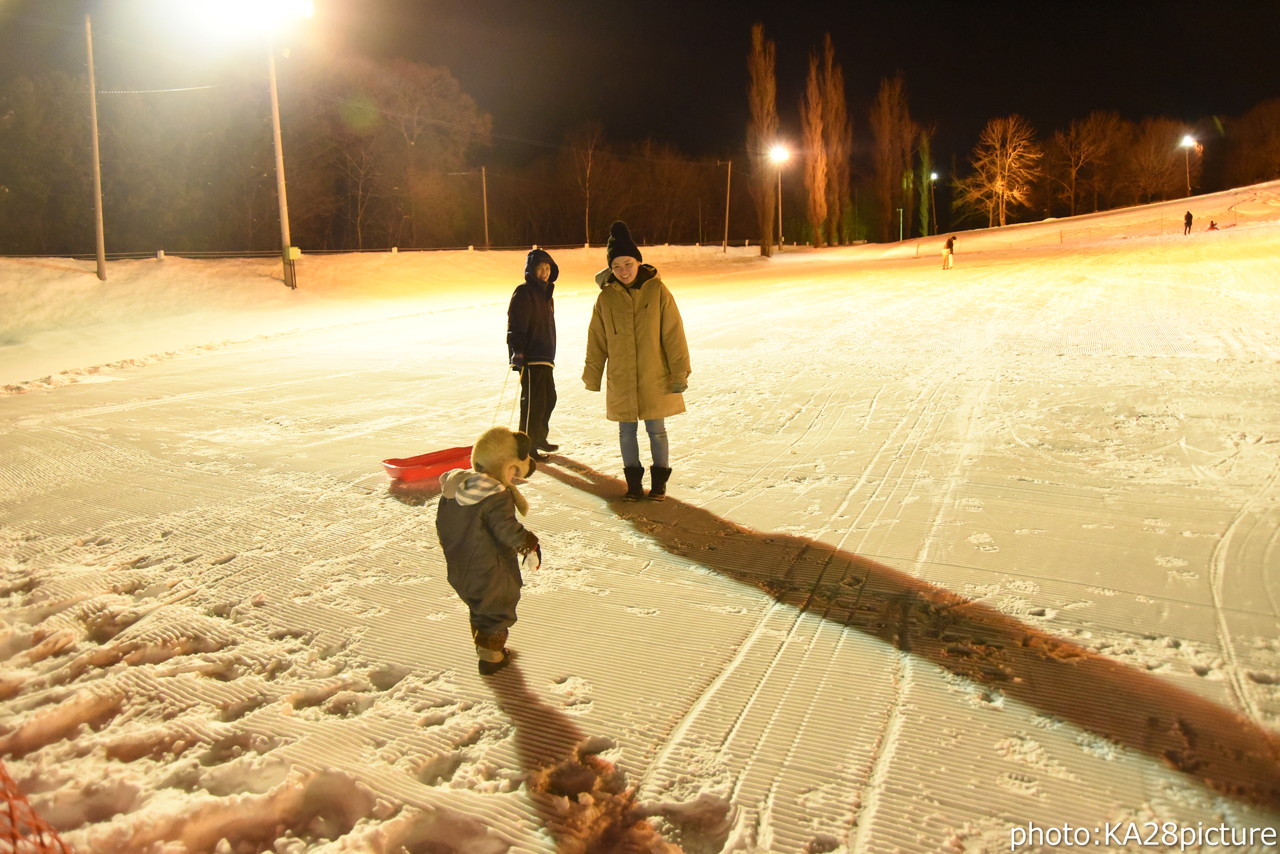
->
[967, 532, 999, 552]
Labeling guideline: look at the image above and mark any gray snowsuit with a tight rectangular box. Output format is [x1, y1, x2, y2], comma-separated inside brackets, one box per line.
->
[435, 470, 537, 644]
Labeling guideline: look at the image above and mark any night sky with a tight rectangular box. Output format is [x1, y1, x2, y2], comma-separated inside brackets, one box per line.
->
[3, 0, 1279, 168]
[326, 0, 1280, 164]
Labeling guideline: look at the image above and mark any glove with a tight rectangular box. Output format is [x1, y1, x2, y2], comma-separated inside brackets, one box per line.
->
[671, 381, 688, 394]
[511, 355, 524, 372]
[520, 531, 539, 553]
[521, 544, 542, 571]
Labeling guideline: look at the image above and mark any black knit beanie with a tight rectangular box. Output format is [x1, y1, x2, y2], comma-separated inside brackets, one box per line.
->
[606, 220, 642, 264]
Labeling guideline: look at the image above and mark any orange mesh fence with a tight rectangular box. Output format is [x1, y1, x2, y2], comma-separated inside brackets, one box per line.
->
[0, 762, 73, 854]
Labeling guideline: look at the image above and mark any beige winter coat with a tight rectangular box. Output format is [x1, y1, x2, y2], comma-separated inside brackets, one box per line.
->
[583, 265, 691, 422]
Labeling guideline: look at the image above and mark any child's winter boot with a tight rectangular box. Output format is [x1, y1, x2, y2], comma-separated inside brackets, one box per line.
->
[648, 466, 672, 501]
[623, 466, 646, 501]
[474, 629, 511, 676]
[478, 648, 512, 676]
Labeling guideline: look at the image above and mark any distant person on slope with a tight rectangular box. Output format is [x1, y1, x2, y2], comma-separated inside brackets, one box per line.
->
[583, 220, 691, 501]
[508, 248, 559, 462]
[942, 235, 957, 269]
[1184, 211, 1193, 235]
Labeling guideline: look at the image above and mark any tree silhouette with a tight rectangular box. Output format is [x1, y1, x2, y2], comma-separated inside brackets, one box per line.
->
[747, 23, 778, 256]
[954, 114, 1042, 227]
[869, 74, 917, 241]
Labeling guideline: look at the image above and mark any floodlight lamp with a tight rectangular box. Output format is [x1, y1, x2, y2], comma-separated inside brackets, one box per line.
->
[768, 144, 790, 164]
[1180, 135, 1196, 148]
[175, 0, 313, 39]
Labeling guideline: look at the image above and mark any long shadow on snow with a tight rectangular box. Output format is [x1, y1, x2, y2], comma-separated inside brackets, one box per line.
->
[485, 661, 697, 852]
[542, 457, 1280, 812]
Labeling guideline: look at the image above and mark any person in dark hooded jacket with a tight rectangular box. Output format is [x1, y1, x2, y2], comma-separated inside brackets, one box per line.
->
[507, 249, 559, 460]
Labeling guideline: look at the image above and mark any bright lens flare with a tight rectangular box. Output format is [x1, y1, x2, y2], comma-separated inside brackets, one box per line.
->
[768, 144, 790, 164]
[174, 0, 314, 39]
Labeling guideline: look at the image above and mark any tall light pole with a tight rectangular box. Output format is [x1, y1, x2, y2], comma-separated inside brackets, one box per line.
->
[769, 144, 789, 252]
[85, 15, 107, 281]
[717, 160, 732, 252]
[481, 165, 490, 249]
[267, 46, 297, 288]
[929, 172, 938, 236]
[1180, 135, 1196, 197]
[448, 169, 493, 248]
[896, 208, 903, 242]
[178, 0, 312, 288]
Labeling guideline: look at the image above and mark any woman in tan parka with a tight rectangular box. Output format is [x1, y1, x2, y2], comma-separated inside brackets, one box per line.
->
[583, 221, 691, 501]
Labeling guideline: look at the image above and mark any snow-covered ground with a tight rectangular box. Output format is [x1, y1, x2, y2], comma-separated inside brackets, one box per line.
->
[2, 184, 1279, 853]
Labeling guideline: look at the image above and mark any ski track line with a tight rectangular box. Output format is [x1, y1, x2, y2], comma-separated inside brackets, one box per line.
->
[9, 370, 370, 423]
[638, 600, 804, 793]
[739, 616, 865, 852]
[847, 372, 998, 848]
[1207, 466, 1279, 723]
[638, 600, 883, 852]
[635, 293, 1004, 842]
[844, 652, 911, 853]
[836, 367, 958, 551]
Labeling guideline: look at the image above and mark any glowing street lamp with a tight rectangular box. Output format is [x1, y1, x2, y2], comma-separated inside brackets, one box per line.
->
[176, 0, 314, 288]
[769, 144, 789, 251]
[1180, 135, 1196, 197]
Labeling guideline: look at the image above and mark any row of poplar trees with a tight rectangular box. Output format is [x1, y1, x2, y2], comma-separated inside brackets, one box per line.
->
[745, 23, 1280, 252]
[747, 24, 936, 254]
[4, 25, 1279, 255]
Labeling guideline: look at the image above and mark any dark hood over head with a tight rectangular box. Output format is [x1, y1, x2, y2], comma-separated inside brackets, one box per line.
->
[524, 249, 559, 284]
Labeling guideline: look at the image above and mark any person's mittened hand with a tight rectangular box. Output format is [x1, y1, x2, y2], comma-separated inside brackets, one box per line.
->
[511, 354, 524, 372]
[671, 381, 688, 394]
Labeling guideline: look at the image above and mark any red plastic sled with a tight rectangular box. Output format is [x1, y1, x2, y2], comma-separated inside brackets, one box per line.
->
[382, 446, 472, 486]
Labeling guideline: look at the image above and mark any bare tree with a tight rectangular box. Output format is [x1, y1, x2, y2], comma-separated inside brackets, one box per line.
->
[747, 23, 779, 256]
[337, 138, 379, 249]
[1226, 98, 1280, 186]
[954, 115, 1043, 227]
[800, 51, 828, 247]
[869, 74, 917, 241]
[631, 139, 705, 243]
[566, 122, 611, 245]
[1121, 117, 1190, 204]
[1048, 111, 1125, 215]
[916, 130, 934, 236]
[1082, 112, 1133, 213]
[820, 34, 852, 245]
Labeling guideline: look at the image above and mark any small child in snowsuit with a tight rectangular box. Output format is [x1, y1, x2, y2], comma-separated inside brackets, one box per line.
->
[436, 427, 541, 675]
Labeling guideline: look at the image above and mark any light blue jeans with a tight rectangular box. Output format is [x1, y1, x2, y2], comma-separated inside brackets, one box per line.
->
[619, 419, 669, 468]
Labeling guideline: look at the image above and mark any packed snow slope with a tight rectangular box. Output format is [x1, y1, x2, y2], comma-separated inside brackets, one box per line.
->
[2, 182, 1279, 853]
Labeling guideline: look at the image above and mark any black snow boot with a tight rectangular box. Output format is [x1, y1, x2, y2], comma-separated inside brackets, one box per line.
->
[478, 648, 513, 676]
[648, 466, 672, 501]
[623, 466, 646, 501]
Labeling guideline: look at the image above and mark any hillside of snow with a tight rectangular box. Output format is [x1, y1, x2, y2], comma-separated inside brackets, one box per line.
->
[2, 183, 1279, 852]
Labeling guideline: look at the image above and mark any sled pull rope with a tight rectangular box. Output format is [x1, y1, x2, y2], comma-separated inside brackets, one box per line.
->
[512, 365, 525, 428]
[493, 365, 526, 428]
